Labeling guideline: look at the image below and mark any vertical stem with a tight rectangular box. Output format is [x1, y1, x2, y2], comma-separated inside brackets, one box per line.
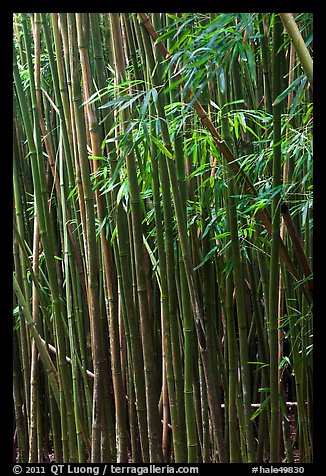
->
[269, 14, 283, 463]
[279, 13, 313, 88]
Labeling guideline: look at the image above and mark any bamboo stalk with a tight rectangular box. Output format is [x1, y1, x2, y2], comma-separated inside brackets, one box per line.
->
[269, 15, 283, 462]
[279, 13, 313, 88]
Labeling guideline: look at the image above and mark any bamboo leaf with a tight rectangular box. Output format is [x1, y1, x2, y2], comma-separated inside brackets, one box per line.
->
[272, 74, 304, 106]
[150, 135, 173, 159]
[140, 90, 152, 117]
[193, 245, 218, 271]
[99, 95, 132, 109]
[250, 395, 271, 420]
[88, 155, 106, 161]
[279, 394, 289, 422]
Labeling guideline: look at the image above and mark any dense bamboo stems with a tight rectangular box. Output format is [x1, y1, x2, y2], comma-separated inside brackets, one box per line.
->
[269, 15, 283, 463]
[163, 13, 197, 462]
[13, 311, 28, 463]
[40, 14, 75, 191]
[137, 12, 188, 462]
[134, 18, 186, 462]
[76, 13, 128, 463]
[138, 16, 227, 463]
[13, 129, 31, 438]
[12, 12, 313, 464]
[49, 14, 88, 299]
[70, 13, 104, 463]
[13, 275, 60, 407]
[110, 13, 163, 463]
[100, 15, 151, 461]
[137, 13, 312, 301]
[218, 81, 256, 462]
[14, 18, 79, 460]
[110, 137, 150, 460]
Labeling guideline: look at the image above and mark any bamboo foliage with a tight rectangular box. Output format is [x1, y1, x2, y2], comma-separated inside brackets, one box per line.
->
[13, 12, 313, 464]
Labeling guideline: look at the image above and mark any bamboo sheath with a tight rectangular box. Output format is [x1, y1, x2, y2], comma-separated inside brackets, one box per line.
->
[137, 13, 312, 302]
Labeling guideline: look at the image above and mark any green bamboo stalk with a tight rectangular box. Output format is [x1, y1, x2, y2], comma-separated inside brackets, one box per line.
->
[28, 217, 41, 463]
[279, 13, 313, 88]
[225, 262, 241, 462]
[13, 14, 26, 65]
[180, 260, 197, 462]
[269, 14, 283, 463]
[126, 354, 142, 462]
[29, 16, 44, 463]
[258, 14, 273, 114]
[198, 360, 209, 462]
[13, 132, 31, 435]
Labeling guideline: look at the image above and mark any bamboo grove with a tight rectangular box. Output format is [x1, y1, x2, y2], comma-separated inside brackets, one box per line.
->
[13, 13, 313, 464]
